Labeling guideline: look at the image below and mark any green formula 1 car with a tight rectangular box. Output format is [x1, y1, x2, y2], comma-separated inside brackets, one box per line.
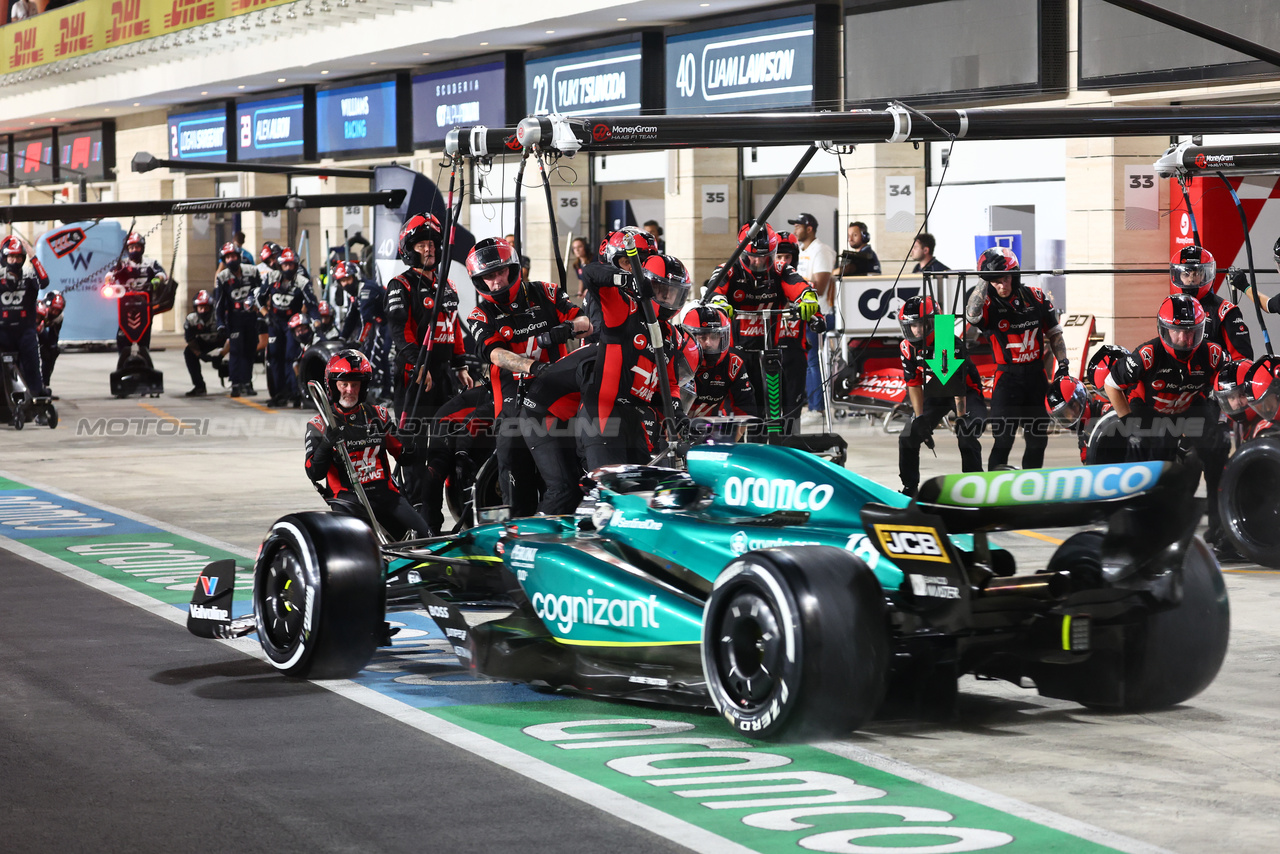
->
[187, 442, 1228, 741]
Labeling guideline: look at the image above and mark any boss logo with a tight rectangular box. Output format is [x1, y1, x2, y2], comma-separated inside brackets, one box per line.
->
[427, 605, 450, 619]
[873, 524, 950, 563]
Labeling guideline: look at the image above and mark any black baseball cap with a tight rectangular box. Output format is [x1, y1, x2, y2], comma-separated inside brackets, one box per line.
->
[788, 212, 818, 229]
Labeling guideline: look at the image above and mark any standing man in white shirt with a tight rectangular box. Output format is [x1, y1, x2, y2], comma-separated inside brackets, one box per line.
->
[788, 212, 837, 418]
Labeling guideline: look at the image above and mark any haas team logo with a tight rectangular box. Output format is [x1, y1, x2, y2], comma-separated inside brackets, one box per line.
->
[593, 124, 612, 142]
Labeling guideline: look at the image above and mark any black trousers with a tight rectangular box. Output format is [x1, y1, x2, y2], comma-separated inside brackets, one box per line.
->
[988, 367, 1050, 470]
[899, 389, 987, 490]
[184, 340, 226, 388]
[522, 414, 583, 515]
[496, 421, 542, 518]
[741, 346, 807, 434]
[328, 490, 433, 541]
[578, 402, 661, 472]
[227, 313, 258, 386]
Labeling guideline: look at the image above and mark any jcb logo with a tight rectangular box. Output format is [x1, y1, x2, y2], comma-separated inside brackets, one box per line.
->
[873, 524, 950, 563]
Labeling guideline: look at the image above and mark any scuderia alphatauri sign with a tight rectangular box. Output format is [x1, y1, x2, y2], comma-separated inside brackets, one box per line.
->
[666, 15, 820, 114]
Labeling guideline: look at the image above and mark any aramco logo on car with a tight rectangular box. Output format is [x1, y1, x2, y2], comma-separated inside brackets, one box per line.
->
[723, 476, 834, 511]
[940, 462, 1163, 506]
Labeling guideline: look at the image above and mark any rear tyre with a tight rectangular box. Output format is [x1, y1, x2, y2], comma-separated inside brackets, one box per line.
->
[253, 511, 384, 679]
[1218, 437, 1280, 567]
[702, 546, 888, 741]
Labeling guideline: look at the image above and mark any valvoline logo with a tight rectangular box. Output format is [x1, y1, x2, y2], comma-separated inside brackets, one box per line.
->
[47, 227, 86, 258]
[199, 575, 219, 596]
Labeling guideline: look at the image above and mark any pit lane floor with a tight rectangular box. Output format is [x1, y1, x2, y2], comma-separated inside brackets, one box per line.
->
[2, 340, 1277, 853]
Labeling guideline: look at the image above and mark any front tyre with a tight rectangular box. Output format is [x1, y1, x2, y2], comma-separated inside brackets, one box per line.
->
[253, 512, 384, 679]
[702, 546, 888, 741]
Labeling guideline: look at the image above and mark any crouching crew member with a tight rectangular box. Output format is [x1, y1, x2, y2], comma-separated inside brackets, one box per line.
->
[1106, 294, 1229, 550]
[676, 304, 758, 419]
[1171, 246, 1252, 360]
[183, 290, 228, 396]
[38, 290, 65, 390]
[304, 349, 433, 539]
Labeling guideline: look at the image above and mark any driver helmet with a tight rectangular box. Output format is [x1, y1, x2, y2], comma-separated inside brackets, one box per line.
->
[977, 246, 1021, 290]
[316, 300, 334, 329]
[278, 248, 298, 280]
[324, 348, 373, 410]
[193, 289, 214, 318]
[898, 295, 938, 345]
[1, 235, 26, 274]
[1247, 356, 1280, 422]
[679, 304, 733, 367]
[1170, 245, 1217, 301]
[737, 222, 778, 277]
[220, 242, 242, 270]
[260, 241, 283, 267]
[288, 311, 313, 346]
[1045, 375, 1089, 429]
[641, 253, 692, 318]
[397, 213, 443, 270]
[1086, 344, 1130, 393]
[1157, 294, 1206, 360]
[466, 238, 524, 311]
[1214, 359, 1256, 419]
[125, 232, 145, 263]
[598, 227, 655, 271]
[773, 231, 801, 269]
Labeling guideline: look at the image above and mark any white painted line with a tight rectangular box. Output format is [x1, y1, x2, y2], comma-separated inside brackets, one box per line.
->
[815, 741, 1176, 854]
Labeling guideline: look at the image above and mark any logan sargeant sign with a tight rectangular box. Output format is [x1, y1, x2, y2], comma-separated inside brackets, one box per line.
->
[666, 16, 816, 114]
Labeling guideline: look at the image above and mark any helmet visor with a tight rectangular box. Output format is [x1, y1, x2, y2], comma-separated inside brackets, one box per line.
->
[649, 276, 691, 312]
[1214, 385, 1253, 417]
[1048, 397, 1085, 429]
[1172, 259, 1216, 293]
[683, 325, 731, 357]
[899, 315, 931, 344]
[1158, 317, 1205, 353]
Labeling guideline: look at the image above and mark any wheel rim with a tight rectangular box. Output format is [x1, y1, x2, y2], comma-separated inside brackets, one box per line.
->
[259, 545, 308, 655]
[713, 590, 786, 710]
[1231, 456, 1280, 549]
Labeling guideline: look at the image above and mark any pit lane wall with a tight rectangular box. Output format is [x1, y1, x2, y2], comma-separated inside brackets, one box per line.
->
[0, 0, 297, 75]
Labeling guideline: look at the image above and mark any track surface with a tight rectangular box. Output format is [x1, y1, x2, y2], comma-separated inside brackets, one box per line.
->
[3, 342, 1279, 854]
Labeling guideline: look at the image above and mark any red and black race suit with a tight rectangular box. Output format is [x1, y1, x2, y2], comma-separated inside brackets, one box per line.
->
[685, 350, 758, 418]
[468, 279, 581, 420]
[304, 403, 405, 501]
[578, 262, 680, 430]
[969, 283, 1059, 369]
[899, 338, 983, 394]
[1199, 291, 1252, 361]
[1109, 338, 1225, 415]
[521, 344, 594, 422]
[706, 263, 811, 351]
[386, 268, 467, 369]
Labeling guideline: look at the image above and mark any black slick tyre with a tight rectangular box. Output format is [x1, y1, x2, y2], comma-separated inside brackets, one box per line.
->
[702, 546, 888, 741]
[253, 511, 384, 679]
[1218, 437, 1280, 567]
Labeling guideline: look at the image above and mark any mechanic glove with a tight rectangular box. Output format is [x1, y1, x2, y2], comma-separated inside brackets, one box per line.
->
[1054, 360, 1071, 380]
[796, 289, 821, 323]
[705, 294, 734, 321]
[1228, 267, 1252, 291]
[535, 322, 575, 350]
[525, 359, 548, 379]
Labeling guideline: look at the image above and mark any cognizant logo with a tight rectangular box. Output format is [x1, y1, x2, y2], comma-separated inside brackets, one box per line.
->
[941, 462, 1163, 506]
[532, 590, 661, 635]
[724, 477, 834, 511]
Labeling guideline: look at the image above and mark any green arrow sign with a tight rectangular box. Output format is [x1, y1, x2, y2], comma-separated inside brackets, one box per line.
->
[923, 313, 964, 384]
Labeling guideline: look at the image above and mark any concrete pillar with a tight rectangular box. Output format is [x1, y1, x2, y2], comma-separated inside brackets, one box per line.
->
[1065, 136, 1171, 348]
[835, 142, 927, 276]
[175, 174, 217, 323]
[667, 147, 740, 294]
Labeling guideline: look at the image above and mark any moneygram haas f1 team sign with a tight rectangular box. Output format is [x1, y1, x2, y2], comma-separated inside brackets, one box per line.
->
[665, 7, 839, 114]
